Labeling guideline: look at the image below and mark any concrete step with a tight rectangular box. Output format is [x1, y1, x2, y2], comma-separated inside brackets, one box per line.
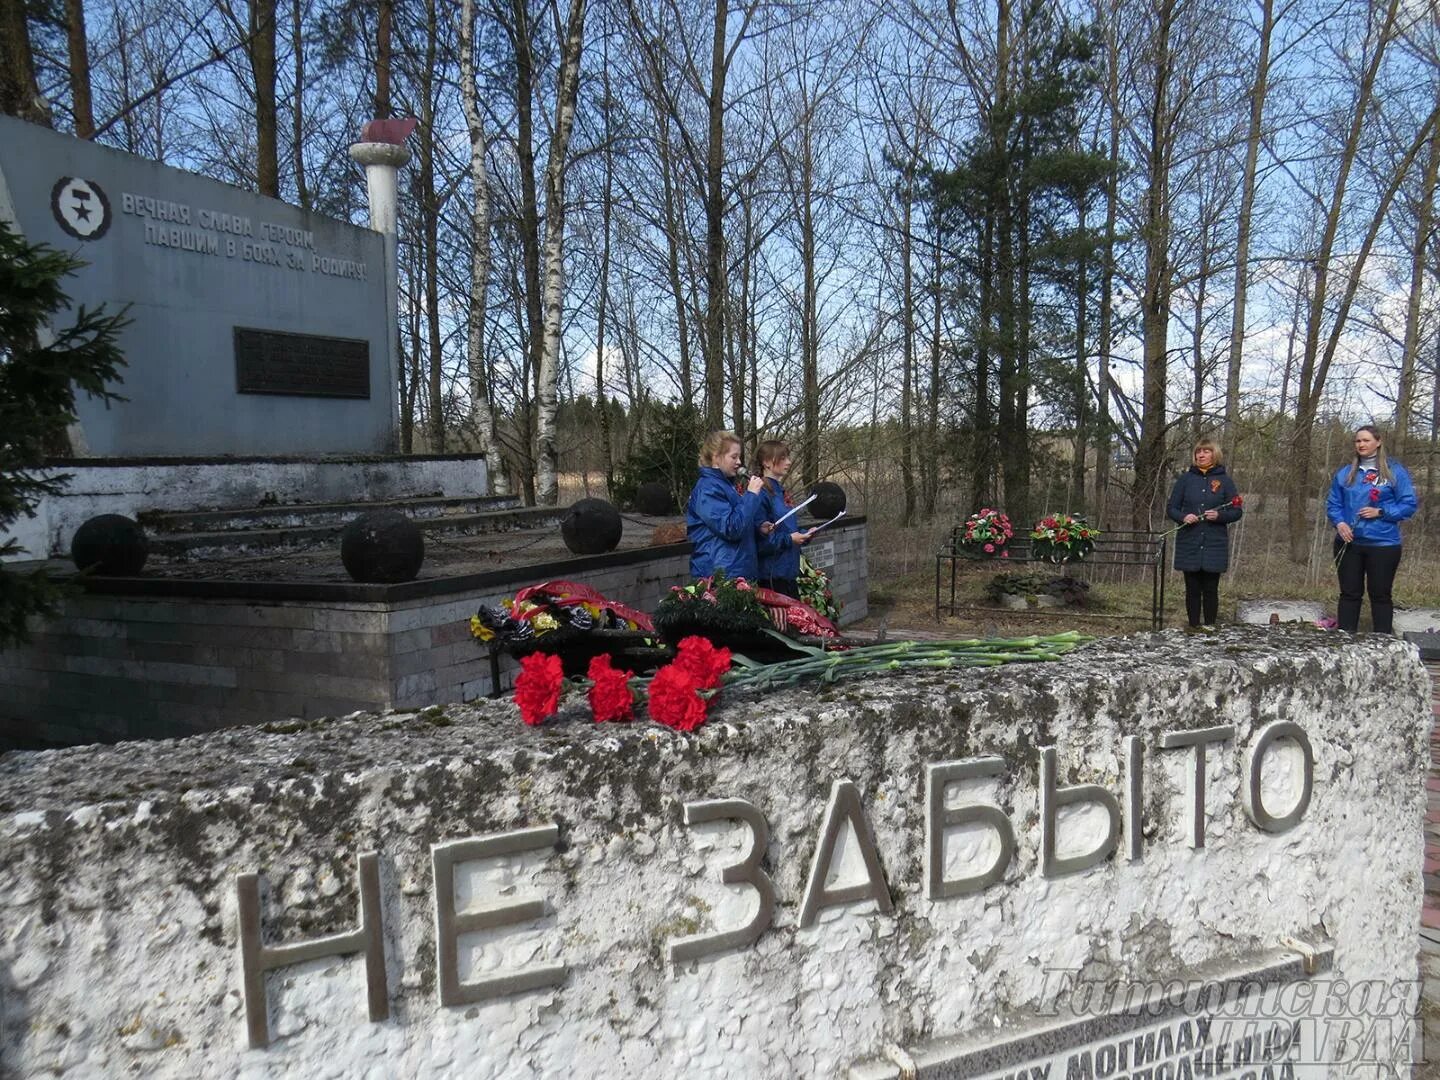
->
[148, 505, 567, 562]
[140, 493, 522, 535]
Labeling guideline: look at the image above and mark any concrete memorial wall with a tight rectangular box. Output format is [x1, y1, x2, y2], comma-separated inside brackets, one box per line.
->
[0, 116, 393, 456]
[0, 630, 1427, 1077]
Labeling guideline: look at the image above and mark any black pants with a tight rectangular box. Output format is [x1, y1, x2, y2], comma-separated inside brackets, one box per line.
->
[1335, 541, 1402, 633]
[762, 576, 799, 599]
[1182, 570, 1220, 627]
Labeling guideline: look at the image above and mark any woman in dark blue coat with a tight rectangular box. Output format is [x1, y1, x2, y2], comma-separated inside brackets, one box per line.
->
[1165, 438, 1243, 628]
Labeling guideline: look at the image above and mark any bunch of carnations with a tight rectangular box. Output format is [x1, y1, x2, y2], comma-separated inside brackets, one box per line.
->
[959, 508, 1013, 557]
[512, 635, 733, 732]
[1029, 514, 1100, 563]
[1161, 495, 1243, 539]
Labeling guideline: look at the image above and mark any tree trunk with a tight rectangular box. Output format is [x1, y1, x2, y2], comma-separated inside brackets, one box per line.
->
[420, 0, 444, 451]
[1133, 0, 1175, 530]
[460, 0, 506, 493]
[595, 36, 616, 496]
[1222, 0, 1274, 445]
[1396, 94, 1439, 452]
[1072, 202, 1089, 508]
[65, 0, 94, 137]
[534, 0, 588, 506]
[290, 0, 308, 208]
[924, 230, 941, 518]
[702, 0, 728, 430]
[800, 127, 819, 488]
[0, 0, 47, 124]
[249, 0, 279, 197]
[1093, 0, 1120, 524]
[900, 183, 916, 527]
[375, 0, 392, 117]
[512, 0, 545, 499]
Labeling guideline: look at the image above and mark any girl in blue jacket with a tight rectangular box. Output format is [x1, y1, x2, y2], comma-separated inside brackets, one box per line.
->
[1326, 424, 1417, 633]
[685, 431, 768, 580]
[754, 440, 814, 597]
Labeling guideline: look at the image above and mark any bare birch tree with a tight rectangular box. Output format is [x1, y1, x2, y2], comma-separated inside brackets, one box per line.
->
[535, 0, 588, 504]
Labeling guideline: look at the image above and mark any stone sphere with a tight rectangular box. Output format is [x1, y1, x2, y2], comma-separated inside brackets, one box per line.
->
[808, 481, 847, 521]
[562, 498, 623, 555]
[634, 481, 675, 515]
[70, 515, 149, 576]
[340, 510, 425, 583]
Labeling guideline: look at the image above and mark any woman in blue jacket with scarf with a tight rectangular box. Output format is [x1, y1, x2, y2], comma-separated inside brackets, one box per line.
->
[1327, 425, 1417, 634]
[754, 439, 814, 597]
[1165, 438, 1243, 628]
[685, 431, 768, 580]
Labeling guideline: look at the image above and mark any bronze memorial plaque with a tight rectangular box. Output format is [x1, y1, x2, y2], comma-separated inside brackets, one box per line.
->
[235, 327, 371, 399]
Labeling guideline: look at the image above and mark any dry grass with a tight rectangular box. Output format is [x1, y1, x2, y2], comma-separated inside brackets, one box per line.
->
[860, 503, 1440, 638]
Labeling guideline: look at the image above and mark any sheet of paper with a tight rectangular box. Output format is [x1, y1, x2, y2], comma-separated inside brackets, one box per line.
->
[806, 509, 847, 533]
[769, 493, 816, 528]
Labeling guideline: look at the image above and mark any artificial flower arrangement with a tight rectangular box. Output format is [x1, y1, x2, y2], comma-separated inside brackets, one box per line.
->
[959, 508, 1013, 557]
[651, 569, 841, 657]
[797, 556, 842, 623]
[1029, 513, 1100, 563]
[652, 569, 770, 641]
[513, 630, 1093, 732]
[470, 580, 662, 675]
[470, 579, 653, 644]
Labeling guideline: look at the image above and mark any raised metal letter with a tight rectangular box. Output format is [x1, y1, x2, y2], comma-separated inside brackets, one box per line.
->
[1040, 747, 1121, 878]
[236, 851, 388, 1049]
[432, 824, 568, 1006]
[924, 758, 1015, 899]
[1158, 725, 1235, 848]
[1124, 735, 1143, 862]
[798, 780, 895, 928]
[668, 799, 777, 963]
[1243, 721, 1314, 832]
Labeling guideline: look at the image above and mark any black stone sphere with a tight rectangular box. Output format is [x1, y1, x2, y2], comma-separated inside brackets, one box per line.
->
[562, 498, 623, 555]
[808, 481, 847, 521]
[70, 514, 149, 576]
[340, 510, 425, 583]
[634, 481, 675, 515]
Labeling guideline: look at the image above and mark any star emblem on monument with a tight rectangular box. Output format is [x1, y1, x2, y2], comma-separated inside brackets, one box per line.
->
[50, 176, 111, 241]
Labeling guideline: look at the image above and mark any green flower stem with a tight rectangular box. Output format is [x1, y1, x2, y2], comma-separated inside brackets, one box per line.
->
[719, 632, 1092, 693]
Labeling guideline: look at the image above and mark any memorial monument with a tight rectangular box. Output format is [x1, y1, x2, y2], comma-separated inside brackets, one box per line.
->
[0, 629, 1426, 1076]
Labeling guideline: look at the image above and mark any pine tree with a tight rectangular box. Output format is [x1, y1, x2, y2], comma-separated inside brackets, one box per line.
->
[0, 221, 127, 649]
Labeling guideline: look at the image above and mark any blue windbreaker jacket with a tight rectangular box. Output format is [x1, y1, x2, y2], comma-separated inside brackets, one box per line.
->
[1325, 460, 1417, 546]
[757, 478, 801, 582]
[686, 467, 765, 580]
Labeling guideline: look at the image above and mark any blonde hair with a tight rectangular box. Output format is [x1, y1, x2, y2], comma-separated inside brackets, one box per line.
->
[1344, 424, 1394, 485]
[698, 430, 741, 467]
[1192, 438, 1223, 467]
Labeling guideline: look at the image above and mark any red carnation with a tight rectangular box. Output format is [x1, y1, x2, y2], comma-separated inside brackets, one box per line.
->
[514, 652, 564, 726]
[587, 654, 635, 723]
[1230, 496, 1243, 507]
[673, 636, 733, 689]
[1369, 488, 1381, 503]
[648, 663, 710, 732]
